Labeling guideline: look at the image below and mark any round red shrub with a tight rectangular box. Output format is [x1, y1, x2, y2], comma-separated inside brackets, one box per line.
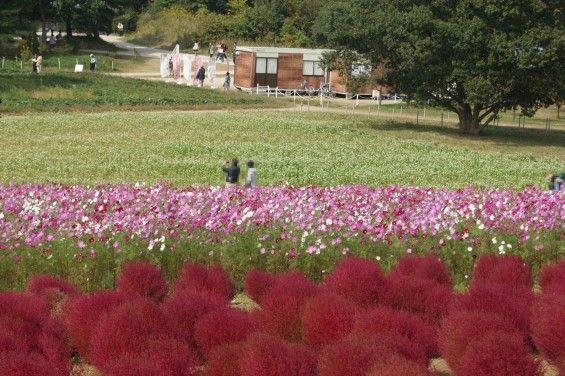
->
[0, 351, 54, 376]
[391, 255, 452, 286]
[538, 260, 565, 294]
[253, 271, 319, 341]
[300, 292, 356, 348]
[531, 292, 565, 374]
[174, 263, 234, 301]
[317, 333, 420, 376]
[366, 354, 438, 376]
[0, 292, 70, 376]
[353, 306, 439, 359]
[438, 310, 524, 375]
[239, 332, 316, 376]
[386, 274, 453, 325]
[116, 261, 168, 302]
[450, 282, 533, 336]
[206, 342, 243, 376]
[472, 253, 532, 288]
[459, 331, 542, 376]
[105, 338, 200, 376]
[162, 290, 227, 350]
[26, 274, 81, 301]
[243, 269, 276, 304]
[323, 257, 389, 308]
[194, 307, 257, 357]
[88, 297, 169, 373]
[62, 290, 127, 357]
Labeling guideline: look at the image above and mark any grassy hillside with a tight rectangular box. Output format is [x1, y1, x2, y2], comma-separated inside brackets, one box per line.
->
[0, 71, 274, 113]
[1, 111, 563, 189]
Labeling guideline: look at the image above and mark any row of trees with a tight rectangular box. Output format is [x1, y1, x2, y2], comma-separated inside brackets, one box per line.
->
[1, 0, 563, 135]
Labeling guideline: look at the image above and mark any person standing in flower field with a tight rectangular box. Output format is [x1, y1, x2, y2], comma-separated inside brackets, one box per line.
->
[245, 160, 257, 187]
[222, 159, 240, 187]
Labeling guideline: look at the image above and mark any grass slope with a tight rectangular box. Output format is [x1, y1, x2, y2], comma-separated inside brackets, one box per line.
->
[1, 111, 563, 188]
[0, 72, 274, 113]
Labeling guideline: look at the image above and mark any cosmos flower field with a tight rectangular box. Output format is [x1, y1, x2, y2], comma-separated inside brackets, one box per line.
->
[1, 181, 563, 291]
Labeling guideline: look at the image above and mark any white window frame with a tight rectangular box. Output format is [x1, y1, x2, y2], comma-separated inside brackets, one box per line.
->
[303, 60, 324, 76]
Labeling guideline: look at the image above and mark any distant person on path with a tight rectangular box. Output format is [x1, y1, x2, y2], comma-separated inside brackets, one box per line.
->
[49, 35, 56, 48]
[168, 56, 174, 77]
[208, 42, 215, 57]
[245, 160, 257, 187]
[89, 54, 97, 71]
[216, 41, 227, 62]
[196, 65, 205, 87]
[36, 54, 43, 73]
[223, 159, 240, 187]
[117, 22, 124, 36]
[32, 54, 38, 72]
[232, 42, 238, 65]
[223, 72, 231, 91]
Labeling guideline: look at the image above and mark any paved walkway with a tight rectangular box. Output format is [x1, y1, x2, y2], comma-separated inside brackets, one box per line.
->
[89, 35, 233, 89]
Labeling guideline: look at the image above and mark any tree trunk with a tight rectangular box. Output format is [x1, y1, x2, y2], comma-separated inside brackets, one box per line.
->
[456, 103, 481, 135]
[65, 19, 73, 38]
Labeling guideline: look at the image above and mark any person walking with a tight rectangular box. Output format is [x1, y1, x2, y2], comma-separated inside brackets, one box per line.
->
[89, 54, 97, 71]
[245, 160, 257, 187]
[32, 54, 38, 72]
[223, 72, 231, 91]
[232, 42, 238, 65]
[196, 65, 205, 88]
[208, 42, 215, 57]
[36, 54, 43, 73]
[222, 159, 240, 187]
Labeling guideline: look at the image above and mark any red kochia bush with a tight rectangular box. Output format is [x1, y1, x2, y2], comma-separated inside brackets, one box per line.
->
[386, 274, 453, 325]
[0, 292, 70, 376]
[472, 253, 532, 288]
[438, 310, 524, 375]
[300, 292, 356, 349]
[239, 332, 316, 376]
[323, 256, 389, 308]
[26, 274, 82, 302]
[206, 342, 243, 376]
[88, 297, 169, 373]
[353, 306, 439, 359]
[116, 261, 168, 302]
[243, 269, 276, 304]
[107, 339, 199, 376]
[391, 255, 452, 286]
[194, 307, 257, 357]
[537, 260, 565, 294]
[459, 331, 542, 376]
[450, 282, 533, 336]
[531, 293, 565, 373]
[366, 354, 438, 376]
[253, 271, 319, 342]
[317, 333, 425, 376]
[63, 290, 127, 358]
[174, 263, 234, 301]
[161, 290, 226, 350]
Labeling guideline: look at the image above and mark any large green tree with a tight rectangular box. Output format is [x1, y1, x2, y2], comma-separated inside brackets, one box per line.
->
[314, 0, 564, 135]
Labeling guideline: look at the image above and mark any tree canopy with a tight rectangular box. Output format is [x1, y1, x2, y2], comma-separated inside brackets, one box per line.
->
[314, 0, 564, 135]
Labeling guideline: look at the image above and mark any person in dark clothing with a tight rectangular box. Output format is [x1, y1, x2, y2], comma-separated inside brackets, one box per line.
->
[222, 159, 240, 187]
[196, 65, 205, 87]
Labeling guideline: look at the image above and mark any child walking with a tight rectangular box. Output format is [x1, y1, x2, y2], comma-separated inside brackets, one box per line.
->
[223, 72, 231, 91]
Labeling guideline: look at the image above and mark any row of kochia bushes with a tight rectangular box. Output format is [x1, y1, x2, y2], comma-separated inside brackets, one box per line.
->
[1, 254, 564, 376]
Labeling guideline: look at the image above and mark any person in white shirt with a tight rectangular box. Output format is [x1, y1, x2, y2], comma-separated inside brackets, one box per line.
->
[245, 160, 258, 187]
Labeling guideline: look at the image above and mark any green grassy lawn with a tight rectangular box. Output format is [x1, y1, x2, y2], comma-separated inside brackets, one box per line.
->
[1, 111, 563, 189]
[0, 71, 275, 113]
